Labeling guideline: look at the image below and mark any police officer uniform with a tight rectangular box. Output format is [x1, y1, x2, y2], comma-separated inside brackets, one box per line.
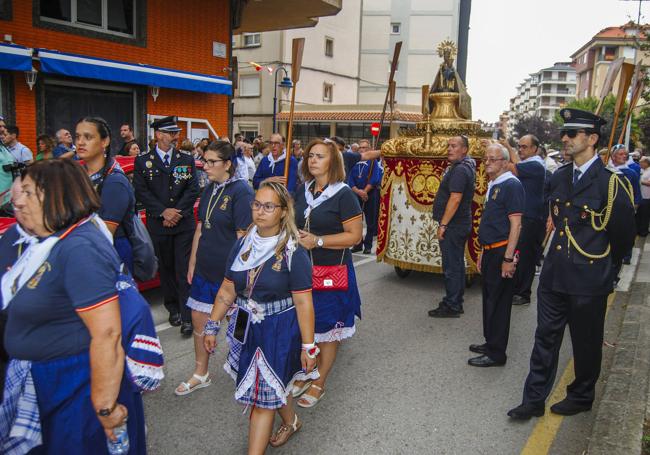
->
[133, 116, 199, 335]
[508, 109, 636, 419]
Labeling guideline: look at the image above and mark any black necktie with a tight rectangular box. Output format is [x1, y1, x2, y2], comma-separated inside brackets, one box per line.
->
[163, 154, 170, 167]
[573, 169, 581, 184]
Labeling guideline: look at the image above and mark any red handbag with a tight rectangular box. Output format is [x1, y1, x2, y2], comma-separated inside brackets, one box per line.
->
[306, 215, 349, 291]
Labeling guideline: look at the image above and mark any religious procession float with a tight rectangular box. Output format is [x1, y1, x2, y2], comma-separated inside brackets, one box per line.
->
[376, 40, 491, 279]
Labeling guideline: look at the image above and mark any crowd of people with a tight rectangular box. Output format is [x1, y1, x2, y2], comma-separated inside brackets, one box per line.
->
[0, 107, 644, 452]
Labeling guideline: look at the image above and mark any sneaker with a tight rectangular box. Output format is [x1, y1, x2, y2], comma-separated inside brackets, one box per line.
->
[428, 306, 461, 318]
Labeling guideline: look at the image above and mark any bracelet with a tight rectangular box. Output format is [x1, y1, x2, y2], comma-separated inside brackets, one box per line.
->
[302, 343, 320, 359]
[502, 257, 514, 263]
[204, 319, 221, 336]
[439, 224, 447, 228]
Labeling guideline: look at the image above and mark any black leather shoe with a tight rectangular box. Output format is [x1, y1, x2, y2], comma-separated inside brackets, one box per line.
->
[351, 245, 362, 253]
[168, 313, 182, 326]
[469, 343, 487, 354]
[507, 403, 545, 420]
[512, 295, 531, 306]
[180, 322, 193, 337]
[550, 398, 591, 416]
[467, 354, 505, 367]
[428, 306, 461, 318]
[363, 248, 372, 254]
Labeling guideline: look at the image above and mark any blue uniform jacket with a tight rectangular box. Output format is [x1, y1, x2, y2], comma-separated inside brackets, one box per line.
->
[253, 155, 298, 192]
[541, 160, 636, 296]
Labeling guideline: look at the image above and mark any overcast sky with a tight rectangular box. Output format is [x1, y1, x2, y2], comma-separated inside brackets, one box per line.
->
[466, 0, 645, 122]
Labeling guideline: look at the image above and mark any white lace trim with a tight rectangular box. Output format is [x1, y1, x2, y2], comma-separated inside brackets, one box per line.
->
[223, 360, 238, 382]
[186, 297, 213, 314]
[314, 325, 356, 343]
[233, 348, 319, 407]
[131, 335, 163, 355]
[126, 356, 164, 391]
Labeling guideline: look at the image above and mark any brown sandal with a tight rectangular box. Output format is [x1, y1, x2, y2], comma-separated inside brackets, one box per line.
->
[269, 413, 301, 448]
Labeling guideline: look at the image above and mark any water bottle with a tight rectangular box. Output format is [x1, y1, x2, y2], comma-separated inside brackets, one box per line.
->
[106, 422, 130, 454]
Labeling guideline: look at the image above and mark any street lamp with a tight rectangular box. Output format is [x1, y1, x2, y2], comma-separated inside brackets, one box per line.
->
[273, 66, 293, 133]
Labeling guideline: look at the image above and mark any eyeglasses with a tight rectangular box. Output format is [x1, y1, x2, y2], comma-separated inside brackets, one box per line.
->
[559, 129, 586, 139]
[201, 158, 226, 167]
[484, 157, 506, 163]
[250, 200, 285, 213]
[517, 144, 531, 150]
[269, 141, 282, 146]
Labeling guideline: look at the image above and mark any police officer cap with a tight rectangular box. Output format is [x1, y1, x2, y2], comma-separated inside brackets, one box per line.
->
[151, 116, 181, 132]
[559, 108, 606, 132]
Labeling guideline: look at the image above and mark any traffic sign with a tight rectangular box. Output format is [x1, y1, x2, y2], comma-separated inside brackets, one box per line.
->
[370, 122, 380, 137]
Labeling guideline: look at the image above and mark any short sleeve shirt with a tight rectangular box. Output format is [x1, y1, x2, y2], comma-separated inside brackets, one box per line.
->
[196, 180, 254, 283]
[516, 160, 546, 220]
[3, 221, 121, 361]
[97, 171, 136, 238]
[431, 160, 475, 226]
[294, 183, 363, 266]
[478, 178, 525, 245]
[224, 239, 312, 302]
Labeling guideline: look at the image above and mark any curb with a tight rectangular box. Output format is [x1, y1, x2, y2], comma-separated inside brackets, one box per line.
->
[587, 240, 650, 454]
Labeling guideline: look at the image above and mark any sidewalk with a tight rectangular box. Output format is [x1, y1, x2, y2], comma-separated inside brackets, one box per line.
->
[586, 237, 650, 455]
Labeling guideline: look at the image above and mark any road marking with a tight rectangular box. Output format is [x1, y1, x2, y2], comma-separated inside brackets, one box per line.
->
[520, 292, 616, 455]
[155, 256, 378, 333]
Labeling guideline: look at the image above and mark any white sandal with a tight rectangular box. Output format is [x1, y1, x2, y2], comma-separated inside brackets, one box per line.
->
[174, 372, 211, 396]
[296, 384, 325, 408]
[291, 380, 312, 398]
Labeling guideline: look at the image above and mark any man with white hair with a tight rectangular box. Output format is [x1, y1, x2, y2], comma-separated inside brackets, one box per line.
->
[53, 128, 76, 159]
[468, 143, 524, 367]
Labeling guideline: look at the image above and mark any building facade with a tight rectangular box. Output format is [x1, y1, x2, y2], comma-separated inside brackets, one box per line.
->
[508, 62, 576, 133]
[233, 0, 471, 143]
[571, 23, 649, 100]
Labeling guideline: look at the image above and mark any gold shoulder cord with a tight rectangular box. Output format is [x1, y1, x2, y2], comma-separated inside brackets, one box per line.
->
[564, 173, 633, 260]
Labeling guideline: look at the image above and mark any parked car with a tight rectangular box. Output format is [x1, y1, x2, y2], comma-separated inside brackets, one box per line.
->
[0, 155, 203, 292]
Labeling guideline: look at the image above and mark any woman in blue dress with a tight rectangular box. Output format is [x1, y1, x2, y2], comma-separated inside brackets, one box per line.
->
[203, 181, 318, 454]
[75, 117, 136, 274]
[0, 160, 146, 454]
[291, 138, 363, 408]
[175, 141, 254, 396]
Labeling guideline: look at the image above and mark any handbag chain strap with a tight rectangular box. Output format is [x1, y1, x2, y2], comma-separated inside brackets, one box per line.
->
[305, 212, 345, 266]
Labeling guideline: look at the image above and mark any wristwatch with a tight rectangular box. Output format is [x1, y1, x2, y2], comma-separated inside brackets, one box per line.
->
[316, 237, 324, 248]
[97, 402, 117, 417]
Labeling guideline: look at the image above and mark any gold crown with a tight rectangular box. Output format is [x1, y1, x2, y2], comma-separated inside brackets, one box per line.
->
[437, 40, 457, 58]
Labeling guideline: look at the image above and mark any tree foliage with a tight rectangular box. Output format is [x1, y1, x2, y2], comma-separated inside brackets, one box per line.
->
[513, 115, 559, 146]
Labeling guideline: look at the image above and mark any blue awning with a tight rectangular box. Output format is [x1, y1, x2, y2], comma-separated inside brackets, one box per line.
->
[0, 43, 33, 71]
[37, 49, 232, 95]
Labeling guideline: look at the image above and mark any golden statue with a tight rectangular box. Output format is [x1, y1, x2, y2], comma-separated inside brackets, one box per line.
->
[428, 40, 472, 121]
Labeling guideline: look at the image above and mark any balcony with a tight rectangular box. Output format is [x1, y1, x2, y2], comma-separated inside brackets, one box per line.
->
[234, 0, 342, 33]
[538, 79, 576, 85]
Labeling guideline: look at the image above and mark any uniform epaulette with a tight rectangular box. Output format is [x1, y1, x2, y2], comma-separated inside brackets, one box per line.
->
[604, 164, 622, 174]
[179, 150, 192, 156]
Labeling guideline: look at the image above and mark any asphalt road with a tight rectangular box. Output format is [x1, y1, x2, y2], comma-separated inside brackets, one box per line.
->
[141, 251, 624, 455]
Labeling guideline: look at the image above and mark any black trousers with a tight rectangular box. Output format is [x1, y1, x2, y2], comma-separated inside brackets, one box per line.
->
[356, 190, 379, 250]
[636, 198, 650, 236]
[481, 247, 515, 363]
[513, 217, 545, 299]
[523, 287, 607, 406]
[151, 229, 193, 323]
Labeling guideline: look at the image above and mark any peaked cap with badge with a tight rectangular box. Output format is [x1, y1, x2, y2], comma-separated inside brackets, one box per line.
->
[559, 108, 606, 132]
[151, 116, 182, 133]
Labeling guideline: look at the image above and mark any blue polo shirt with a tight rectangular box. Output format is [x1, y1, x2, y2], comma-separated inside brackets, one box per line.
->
[516, 159, 546, 220]
[252, 155, 298, 192]
[224, 239, 312, 302]
[2, 220, 121, 361]
[478, 178, 525, 246]
[196, 179, 253, 283]
[347, 160, 383, 190]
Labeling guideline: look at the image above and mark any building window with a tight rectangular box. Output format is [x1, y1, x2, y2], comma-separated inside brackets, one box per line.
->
[0, 0, 12, 20]
[239, 74, 261, 97]
[325, 37, 334, 57]
[391, 23, 401, 34]
[243, 33, 261, 47]
[604, 46, 617, 61]
[39, 0, 135, 36]
[323, 83, 333, 102]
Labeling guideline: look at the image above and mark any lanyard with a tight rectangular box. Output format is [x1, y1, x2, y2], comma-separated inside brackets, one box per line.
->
[203, 184, 227, 229]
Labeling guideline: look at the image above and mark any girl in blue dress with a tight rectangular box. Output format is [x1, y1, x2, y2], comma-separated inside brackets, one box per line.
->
[291, 138, 363, 408]
[203, 181, 318, 453]
[0, 160, 146, 454]
[175, 141, 254, 396]
[75, 117, 137, 274]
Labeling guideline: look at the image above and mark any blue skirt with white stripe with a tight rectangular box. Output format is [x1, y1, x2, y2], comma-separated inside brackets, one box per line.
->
[186, 272, 221, 314]
[29, 351, 146, 454]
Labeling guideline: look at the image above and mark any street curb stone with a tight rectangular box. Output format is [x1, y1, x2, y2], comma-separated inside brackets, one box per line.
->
[587, 242, 650, 455]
